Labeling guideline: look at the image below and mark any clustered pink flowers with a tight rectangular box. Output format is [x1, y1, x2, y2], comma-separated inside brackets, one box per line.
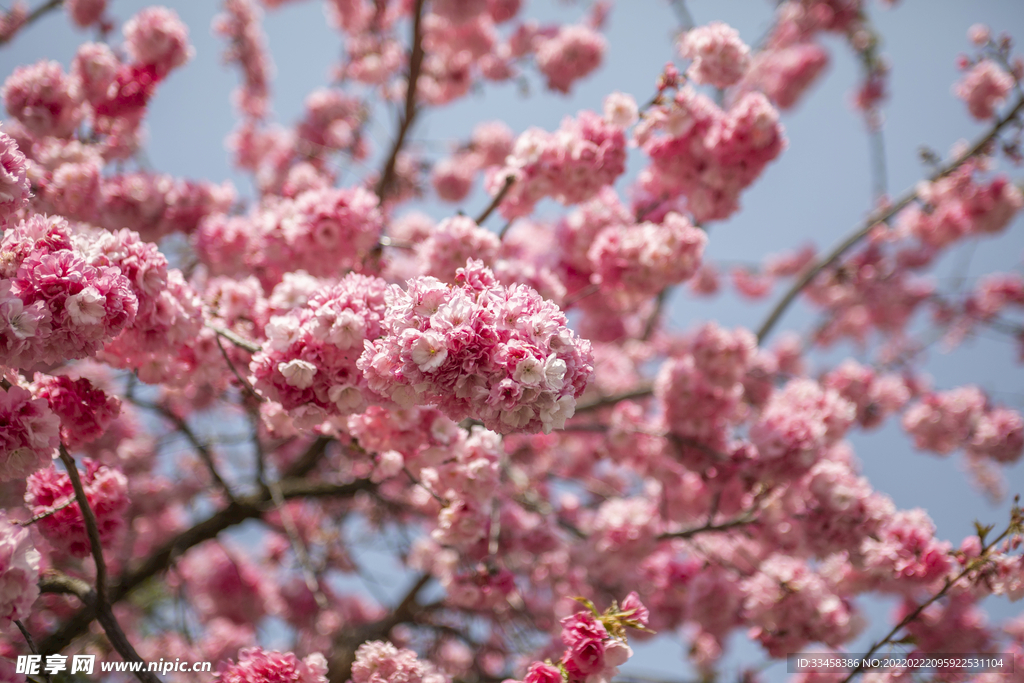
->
[1, 2, 1023, 681]
[489, 99, 629, 219]
[903, 385, 1024, 463]
[25, 458, 129, 557]
[216, 647, 328, 683]
[360, 260, 593, 434]
[0, 384, 60, 482]
[250, 273, 388, 424]
[955, 59, 1015, 120]
[30, 373, 121, 450]
[0, 512, 40, 629]
[636, 86, 785, 222]
[1, 215, 138, 367]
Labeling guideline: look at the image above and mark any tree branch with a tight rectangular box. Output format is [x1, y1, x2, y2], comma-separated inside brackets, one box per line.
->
[838, 503, 1023, 683]
[57, 446, 159, 683]
[0, 0, 62, 46]
[756, 94, 1024, 344]
[374, 0, 427, 201]
[39, 476, 374, 654]
[477, 175, 515, 227]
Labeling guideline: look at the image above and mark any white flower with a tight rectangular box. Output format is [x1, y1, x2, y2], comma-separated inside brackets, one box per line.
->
[513, 355, 545, 386]
[278, 359, 317, 388]
[544, 355, 567, 390]
[64, 286, 106, 326]
[410, 331, 448, 372]
[328, 383, 363, 410]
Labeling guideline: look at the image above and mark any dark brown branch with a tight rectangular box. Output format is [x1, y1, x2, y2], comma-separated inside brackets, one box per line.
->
[58, 446, 108, 601]
[215, 333, 265, 403]
[756, 94, 1024, 344]
[39, 476, 373, 655]
[478, 175, 515, 227]
[149, 405, 237, 503]
[57, 447, 159, 683]
[374, 0, 427, 201]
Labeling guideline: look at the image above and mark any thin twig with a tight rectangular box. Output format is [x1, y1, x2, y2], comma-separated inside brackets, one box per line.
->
[215, 334, 265, 402]
[838, 503, 1023, 683]
[574, 385, 655, 414]
[141, 402, 237, 503]
[374, 0, 427, 201]
[57, 446, 160, 683]
[15, 498, 75, 526]
[38, 476, 374, 654]
[58, 446, 107, 601]
[0, 0, 62, 46]
[756, 94, 1024, 343]
[477, 175, 515, 226]
[15, 618, 52, 683]
[268, 481, 329, 610]
[209, 324, 262, 353]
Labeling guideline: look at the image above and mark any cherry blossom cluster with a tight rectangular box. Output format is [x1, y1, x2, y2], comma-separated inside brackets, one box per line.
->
[250, 273, 388, 424]
[349, 641, 447, 683]
[679, 21, 751, 89]
[587, 211, 707, 310]
[25, 458, 129, 557]
[898, 163, 1023, 249]
[0, 215, 137, 367]
[30, 373, 121, 450]
[635, 86, 785, 223]
[903, 385, 1024, 464]
[197, 186, 383, 287]
[488, 99, 630, 219]
[655, 322, 758, 452]
[432, 121, 515, 202]
[0, 512, 40, 629]
[507, 594, 648, 683]
[0, 383, 60, 482]
[216, 648, 328, 683]
[359, 260, 593, 434]
[0, 126, 29, 228]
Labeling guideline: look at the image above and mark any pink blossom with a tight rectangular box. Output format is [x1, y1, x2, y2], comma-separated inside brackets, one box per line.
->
[535, 24, 605, 94]
[747, 42, 829, 110]
[490, 110, 627, 218]
[902, 385, 986, 454]
[0, 127, 29, 228]
[123, 6, 194, 77]
[588, 212, 706, 310]
[251, 272, 388, 418]
[750, 378, 855, 480]
[2, 60, 81, 138]
[741, 555, 862, 657]
[432, 156, 477, 202]
[31, 374, 121, 450]
[968, 407, 1024, 463]
[679, 22, 751, 88]
[954, 60, 1014, 120]
[66, 0, 106, 28]
[0, 384, 60, 482]
[180, 543, 274, 625]
[349, 640, 448, 683]
[0, 512, 39, 628]
[25, 458, 129, 557]
[420, 216, 500, 283]
[358, 260, 593, 434]
[861, 508, 952, 585]
[216, 648, 327, 683]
